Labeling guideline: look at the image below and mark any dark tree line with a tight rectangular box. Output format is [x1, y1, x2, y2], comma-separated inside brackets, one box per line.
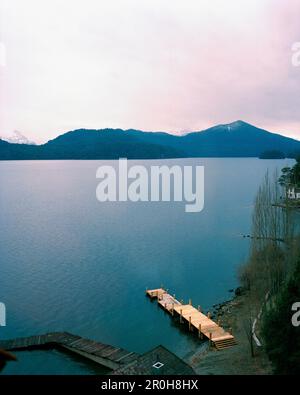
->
[279, 157, 300, 188]
[239, 162, 299, 372]
[262, 256, 300, 375]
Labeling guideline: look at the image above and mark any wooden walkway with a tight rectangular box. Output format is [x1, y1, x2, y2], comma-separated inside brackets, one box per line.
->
[0, 332, 138, 370]
[146, 288, 237, 350]
[0, 332, 197, 375]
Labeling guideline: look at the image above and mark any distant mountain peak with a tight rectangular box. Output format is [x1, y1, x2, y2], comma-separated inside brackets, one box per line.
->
[202, 120, 269, 136]
[1, 130, 36, 145]
[220, 120, 251, 130]
[229, 120, 248, 127]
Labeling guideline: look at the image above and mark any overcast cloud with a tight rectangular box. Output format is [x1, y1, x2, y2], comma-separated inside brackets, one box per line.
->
[0, 0, 299, 143]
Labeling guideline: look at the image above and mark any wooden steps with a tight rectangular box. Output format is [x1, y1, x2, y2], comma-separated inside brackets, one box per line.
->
[214, 337, 237, 350]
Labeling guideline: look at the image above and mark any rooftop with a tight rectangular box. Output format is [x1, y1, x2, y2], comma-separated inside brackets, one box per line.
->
[110, 345, 196, 375]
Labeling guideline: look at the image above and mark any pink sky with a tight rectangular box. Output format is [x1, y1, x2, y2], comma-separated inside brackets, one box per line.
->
[0, 0, 300, 143]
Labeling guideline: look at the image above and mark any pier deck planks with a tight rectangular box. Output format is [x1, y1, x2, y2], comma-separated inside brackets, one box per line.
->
[146, 288, 237, 350]
[0, 332, 138, 369]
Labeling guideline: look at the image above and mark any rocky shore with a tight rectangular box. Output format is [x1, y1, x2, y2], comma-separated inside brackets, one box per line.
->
[211, 287, 245, 322]
[187, 289, 273, 375]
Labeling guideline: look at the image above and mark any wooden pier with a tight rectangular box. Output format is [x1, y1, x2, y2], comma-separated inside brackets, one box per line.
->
[0, 332, 138, 371]
[146, 288, 237, 350]
[0, 332, 196, 375]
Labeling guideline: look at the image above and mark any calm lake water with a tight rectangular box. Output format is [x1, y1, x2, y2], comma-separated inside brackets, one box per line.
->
[0, 158, 294, 374]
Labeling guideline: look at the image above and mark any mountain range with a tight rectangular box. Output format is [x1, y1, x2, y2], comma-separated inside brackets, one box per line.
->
[0, 121, 299, 160]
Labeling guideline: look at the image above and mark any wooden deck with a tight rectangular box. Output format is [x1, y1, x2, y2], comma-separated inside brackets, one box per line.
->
[146, 288, 237, 350]
[0, 332, 138, 370]
[0, 332, 197, 375]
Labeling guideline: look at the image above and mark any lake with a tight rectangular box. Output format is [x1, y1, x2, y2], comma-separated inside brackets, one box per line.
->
[0, 158, 294, 374]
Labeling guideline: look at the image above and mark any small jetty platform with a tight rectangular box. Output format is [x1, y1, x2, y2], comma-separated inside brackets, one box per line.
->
[146, 288, 237, 350]
[0, 332, 137, 370]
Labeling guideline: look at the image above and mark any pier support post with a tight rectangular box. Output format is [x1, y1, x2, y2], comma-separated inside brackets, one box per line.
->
[209, 332, 212, 349]
[189, 299, 192, 306]
[171, 303, 174, 316]
[198, 324, 203, 339]
[189, 316, 191, 331]
[207, 312, 211, 319]
[180, 309, 183, 324]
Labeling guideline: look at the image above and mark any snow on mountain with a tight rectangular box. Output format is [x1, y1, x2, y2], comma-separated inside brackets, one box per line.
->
[1, 130, 36, 145]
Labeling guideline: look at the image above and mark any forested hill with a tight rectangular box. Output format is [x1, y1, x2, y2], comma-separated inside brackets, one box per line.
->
[1, 121, 300, 160]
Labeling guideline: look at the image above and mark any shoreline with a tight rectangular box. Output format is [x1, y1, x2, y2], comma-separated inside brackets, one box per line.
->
[186, 290, 273, 375]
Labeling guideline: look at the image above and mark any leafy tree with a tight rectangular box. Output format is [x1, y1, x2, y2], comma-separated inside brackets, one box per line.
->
[279, 158, 300, 187]
[291, 158, 300, 186]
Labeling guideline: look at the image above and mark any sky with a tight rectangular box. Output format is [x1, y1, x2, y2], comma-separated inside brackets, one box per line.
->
[0, 0, 300, 144]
